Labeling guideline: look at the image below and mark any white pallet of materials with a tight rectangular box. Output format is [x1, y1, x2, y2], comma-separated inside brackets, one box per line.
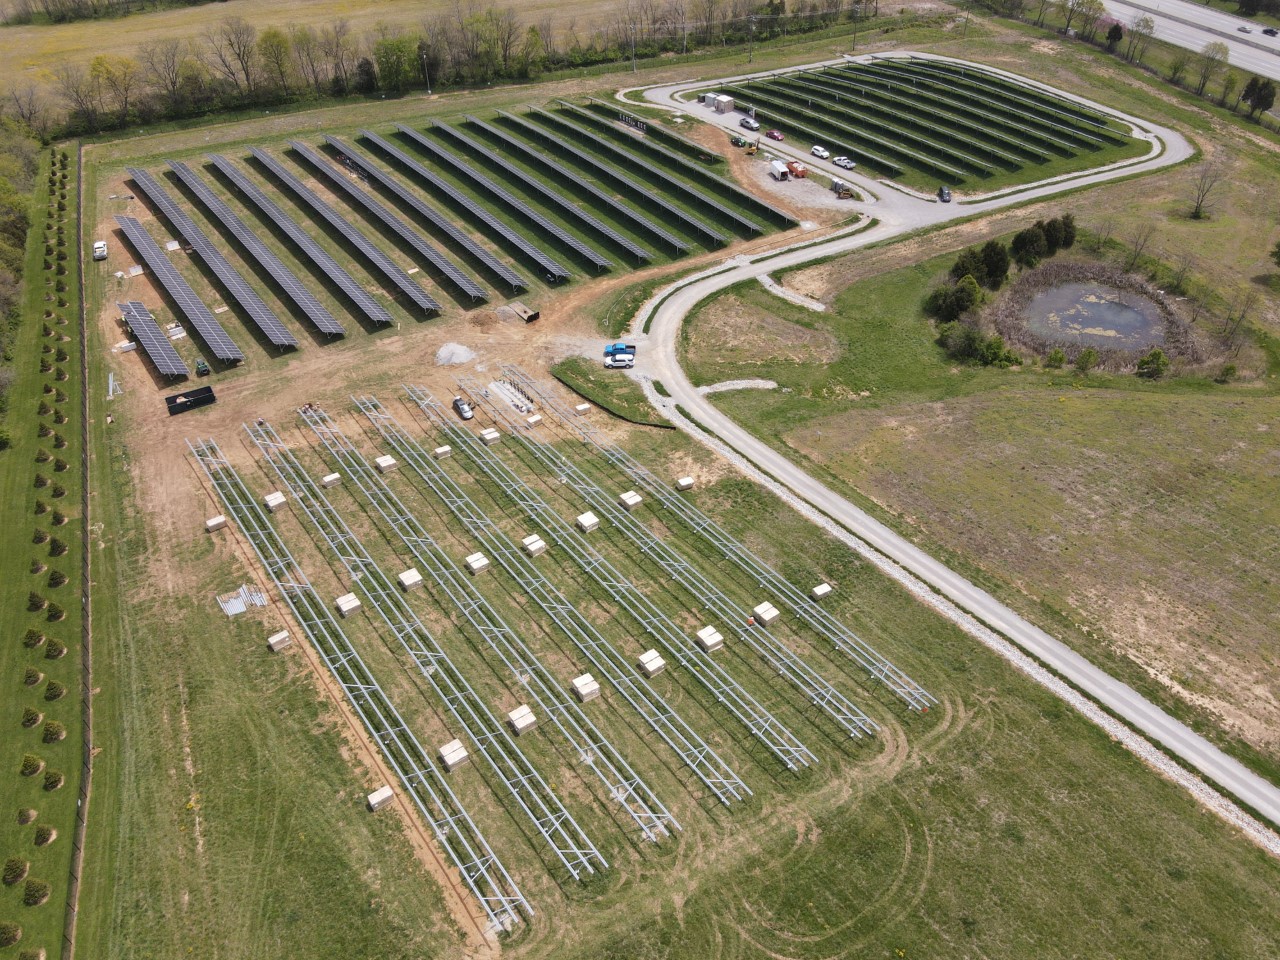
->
[752, 602, 780, 626]
[205, 514, 227, 533]
[266, 630, 292, 653]
[263, 490, 286, 512]
[432, 445, 452, 460]
[574, 403, 591, 416]
[320, 472, 341, 488]
[576, 511, 599, 533]
[695, 626, 724, 653]
[637, 649, 666, 678]
[521, 534, 547, 557]
[367, 785, 394, 810]
[374, 455, 398, 473]
[465, 553, 490, 575]
[479, 428, 501, 446]
[572, 673, 600, 702]
[507, 704, 537, 736]
[618, 490, 643, 511]
[811, 582, 833, 600]
[335, 592, 362, 617]
[439, 738, 470, 771]
[675, 476, 695, 491]
[397, 568, 423, 591]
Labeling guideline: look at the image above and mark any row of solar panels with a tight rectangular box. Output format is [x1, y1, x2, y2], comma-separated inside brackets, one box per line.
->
[116, 118, 776, 373]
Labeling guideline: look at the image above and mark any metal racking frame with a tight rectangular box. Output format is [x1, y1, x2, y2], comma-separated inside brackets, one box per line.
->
[298, 405, 678, 844]
[243, 422, 604, 881]
[354, 395, 750, 806]
[463, 378, 877, 741]
[186, 437, 527, 931]
[435, 383, 815, 772]
[501, 365, 938, 712]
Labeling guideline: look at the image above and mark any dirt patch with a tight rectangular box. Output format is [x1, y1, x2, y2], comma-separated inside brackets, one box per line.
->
[686, 292, 841, 366]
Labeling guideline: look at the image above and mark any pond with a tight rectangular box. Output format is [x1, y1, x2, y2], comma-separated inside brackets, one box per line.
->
[1023, 282, 1165, 351]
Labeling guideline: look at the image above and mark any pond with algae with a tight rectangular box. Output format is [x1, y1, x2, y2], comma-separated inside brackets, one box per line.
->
[1023, 282, 1165, 352]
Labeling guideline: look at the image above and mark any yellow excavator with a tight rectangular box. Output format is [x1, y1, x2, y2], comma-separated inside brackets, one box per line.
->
[746, 138, 760, 156]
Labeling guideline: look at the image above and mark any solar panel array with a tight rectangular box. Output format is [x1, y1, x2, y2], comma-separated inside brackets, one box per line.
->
[532, 108, 764, 235]
[360, 130, 571, 283]
[249, 148, 440, 314]
[498, 111, 729, 248]
[127, 167, 298, 349]
[463, 116, 690, 256]
[331, 134, 525, 293]
[286, 140, 486, 302]
[167, 160, 346, 337]
[434, 122, 652, 264]
[114, 215, 245, 362]
[397, 125, 612, 273]
[118, 300, 190, 377]
[207, 154, 395, 327]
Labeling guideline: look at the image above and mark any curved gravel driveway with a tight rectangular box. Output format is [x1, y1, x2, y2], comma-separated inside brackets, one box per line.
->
[626, 55, 1280, 837]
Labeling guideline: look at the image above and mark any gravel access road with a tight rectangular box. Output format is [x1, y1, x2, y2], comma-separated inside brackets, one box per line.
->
[627, 54, 1280, 836]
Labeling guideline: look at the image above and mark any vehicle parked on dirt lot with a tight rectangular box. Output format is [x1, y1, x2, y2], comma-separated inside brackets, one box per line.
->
[604, 342, 637, 357]
[731, 136, 749, 147]
[92, 240, 107, 260]
[194, 358, 210, 376]
[453, 396, 474, 420]
[604, 354, 635, 369]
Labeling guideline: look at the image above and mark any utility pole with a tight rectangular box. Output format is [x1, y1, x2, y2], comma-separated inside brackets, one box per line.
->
[749, 16, 756, 64]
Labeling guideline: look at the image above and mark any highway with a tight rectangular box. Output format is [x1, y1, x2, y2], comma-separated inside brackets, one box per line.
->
[626, 54, 1280, 832]
[1102, 0, 1280, 83]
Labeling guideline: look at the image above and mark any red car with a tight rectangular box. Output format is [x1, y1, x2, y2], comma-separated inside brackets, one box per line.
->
[765, 129, 784, 141]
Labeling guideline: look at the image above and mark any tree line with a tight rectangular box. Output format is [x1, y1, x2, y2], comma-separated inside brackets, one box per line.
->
[1, 0, 876, 137]
[2, 0, 217, 26]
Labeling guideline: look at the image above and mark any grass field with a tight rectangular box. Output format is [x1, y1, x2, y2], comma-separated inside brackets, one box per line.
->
[7, 6, 1279, 957]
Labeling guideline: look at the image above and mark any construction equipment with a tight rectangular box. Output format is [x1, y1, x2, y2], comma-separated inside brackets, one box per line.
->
[746, 139, 760, 155]
[831, 179, 854, 199]
[194, 358, 211, 376]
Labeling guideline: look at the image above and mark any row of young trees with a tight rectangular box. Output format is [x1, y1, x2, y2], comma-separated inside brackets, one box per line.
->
[3, 0, 875, 137]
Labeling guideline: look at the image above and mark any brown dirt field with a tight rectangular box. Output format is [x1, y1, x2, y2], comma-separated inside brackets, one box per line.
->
[684, 292, 841, 367]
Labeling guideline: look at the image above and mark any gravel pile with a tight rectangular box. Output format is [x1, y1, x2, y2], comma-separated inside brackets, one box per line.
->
[435, 342, 476, 366]
[641, 378, 1280, 857]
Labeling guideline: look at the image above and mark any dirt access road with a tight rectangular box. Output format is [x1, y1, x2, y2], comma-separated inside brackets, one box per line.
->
[631, 54, 1280, 836]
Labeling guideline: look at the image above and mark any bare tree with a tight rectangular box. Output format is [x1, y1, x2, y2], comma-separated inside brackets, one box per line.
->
[50, 61, 100, 130]
[488, 6, 523, 72]
[1124, 13, 1154, 64]
[90, 54, 141, 121]
[320, 19, 355, 89]
[139, 39, 189, 112]
[7, 83, 51, 138]
[1193, 41, 1229, 97]
[1124, 222, 1155, 271]
[203, 17, 260, 96]
[1189, 162, 1226, 220]
[1167, 248, 1196, 293]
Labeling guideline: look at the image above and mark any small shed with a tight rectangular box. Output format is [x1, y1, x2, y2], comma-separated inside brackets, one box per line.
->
[479, 428, 501, 446]
[507, 704, 537, 736]
[752, 601, 780, 626]
[618, 490, 643, 511]
[266, 630, 292, 653]
[205, 514, 227, 533]
[713, 94, 735, 114]
[374, 455, 398, 473]
[811, 582, 833, 601]
[576, 511, 600, 533]
[336, 592, 362, 617]
[574, 403, 591, 416]
[398, 568, 423, 592]
[263, 490, 287, 512]
[522, 534, 547, 557]
[432, 445, 452, 460]
[367, 785, 394, 811]
[572, 673, 601, 702]
[526, 414, 543, 427]
[320, 472, 342, 488]
[439, 738, 470, 771]
[465, 552, 491, 575]
[509, 301, 540, 323]
[675, 476, 695, 491]
[695, 626, 724, 653]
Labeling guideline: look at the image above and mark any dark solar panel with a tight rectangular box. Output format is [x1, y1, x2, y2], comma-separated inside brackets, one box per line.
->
[340, 133, 523, 291]
[396, 124, 611, 272]
[287, 140, 486, 302]
[463, 115, 689, 256]
[167, 160, 345, 337]
[498, 111, 728, 248]
[359, 130, 571, 283]
[127, 167, 297, 348]
[206, 154, 394, 327]
[551, 101, 765, 234]
[114, 215, 245, 362]
[118, 300, 189, 377]
[434, 122, 651, 264]
[248, 147, 440, 314]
